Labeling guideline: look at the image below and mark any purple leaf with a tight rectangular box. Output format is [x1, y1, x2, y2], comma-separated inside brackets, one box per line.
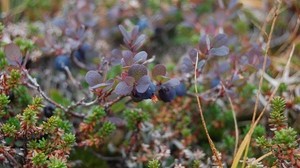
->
[124, 76, 135, 86]
[197, 60, 206, 70]
[128, 64, 148, 80]
[164, 78, 180, 87]
[131, 26, 139, 40]
[132, 34, 146, 50]
[199, 35, 210, 54]
[209, 46, 229, 56]
[152, 64, 166, 78]
[181, 57, 194, 73]
[122, 50, 134, 66]
[85, 70, 102, 87]
[212, 34, 228, 48]
[110, 49, 122, 65]
[136, 75, 151, 93]
[133, 51, 147, 63]
[4, 43, 22, 66]
[115, 81, 133, 95]
[119, 25, 130, 44]
[188, 48, 198, 63]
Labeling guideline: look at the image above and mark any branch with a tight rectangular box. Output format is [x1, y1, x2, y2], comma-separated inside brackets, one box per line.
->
[23, 69, 98, 119]
[194, 52, 222, 167]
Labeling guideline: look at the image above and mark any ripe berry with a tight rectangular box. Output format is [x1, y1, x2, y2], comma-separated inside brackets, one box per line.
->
[158, 85, 176, 102]
[74, 43, 91, 62]
[210, 78, 220, 88]
[137, 18, 148, 30]
[175, 82, 187, 96]
[136, 83, 156, 99]
[54, 55, 70, 71]
[43, 105, 55, 118]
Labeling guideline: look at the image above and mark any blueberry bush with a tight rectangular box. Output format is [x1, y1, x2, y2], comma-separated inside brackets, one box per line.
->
[0, 0, 300, 167]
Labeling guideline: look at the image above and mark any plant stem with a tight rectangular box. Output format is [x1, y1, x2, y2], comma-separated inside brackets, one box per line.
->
[194, 52, 222, 167]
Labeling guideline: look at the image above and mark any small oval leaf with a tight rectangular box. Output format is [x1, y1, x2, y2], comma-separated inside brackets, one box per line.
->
[212, 34, 228, 48]
[122, 50, 134, 66]
[124, 76, 135, 86]
[209, 46, 229, 56]
[152, 64, 166, 78]
[133, 51, 147, 63]
[85, 70, 102, 87]
[132, 34, 146, 50]
[115, 81, 133, 95]
[164, 78, 180, 87]
[136, 75, 151, 93]
[128, 64, 148, 80]
[119, 25, 130, 44]
[4, 43, 22, 66]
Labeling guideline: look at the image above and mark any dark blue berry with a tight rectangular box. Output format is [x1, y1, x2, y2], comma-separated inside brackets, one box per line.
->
[43, 105, 55, 118]
[74, 43, 92, 62]
[210, 78, 220, 88]
[175, 82, 187, 96]
[158, 85, 176, 102]
[54, 55, 70, 71]
[136, 83, 156, 99]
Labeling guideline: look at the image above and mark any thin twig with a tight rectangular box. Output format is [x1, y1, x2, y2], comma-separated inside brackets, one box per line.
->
[24, 69, 98, 119]
[104, 95, 126, 108]
[194, 52, 223, 167]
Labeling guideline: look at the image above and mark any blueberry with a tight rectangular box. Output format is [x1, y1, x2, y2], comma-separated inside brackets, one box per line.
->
[210, 78, 220, 88]
[54, 55, 70, 71]
[158, 85, 176, 102]
[175, 82, 187, 96]
[43, 105, 55, 118]
[136, 83, 156, 99]
[137, 18, 148, 30]
[74, 43, 92, 62]
[74, 50, 84, 62]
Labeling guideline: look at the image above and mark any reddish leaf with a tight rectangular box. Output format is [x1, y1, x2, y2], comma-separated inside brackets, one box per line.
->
[131, 26, 139, 40]
[122, 50, 134, 66]
[199, 35, 210, 54]
[119, 25, 130, 44]
[211, 34, 228, 48]
[124, 76, 135, 86]
[132, 34, 146, 50]
[188, 48, 198, 63]
[128, 64, 147, 80]
[4, 43, 22, 66]
[152, 64, 166, 78]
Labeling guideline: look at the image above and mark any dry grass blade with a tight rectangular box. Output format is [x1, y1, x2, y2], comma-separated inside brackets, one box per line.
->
[221, 83, 238, 156]
[232, 1, 282, 167]
[231, 37, 295, 168]
[251, 152, 273, 166]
